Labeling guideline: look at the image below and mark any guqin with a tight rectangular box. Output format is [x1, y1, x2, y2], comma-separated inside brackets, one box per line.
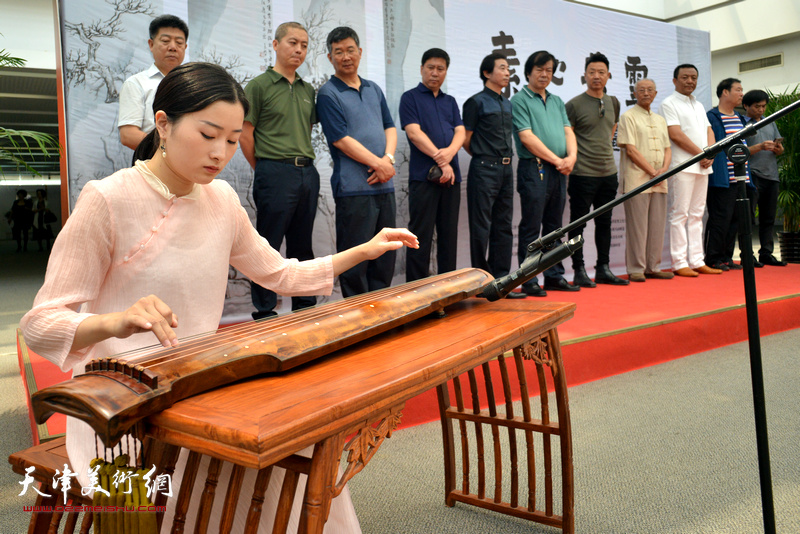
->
[31, 268, 490, 446]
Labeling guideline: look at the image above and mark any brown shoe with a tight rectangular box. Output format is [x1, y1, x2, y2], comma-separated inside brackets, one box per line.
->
[645, 270, 675, 279]
[695, 265, 723, 275]
[675, 267, 699, 277]
[629, 273, 646, 282]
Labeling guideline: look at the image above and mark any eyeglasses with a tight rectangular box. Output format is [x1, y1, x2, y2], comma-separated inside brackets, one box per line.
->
[599, 98, 605, 118]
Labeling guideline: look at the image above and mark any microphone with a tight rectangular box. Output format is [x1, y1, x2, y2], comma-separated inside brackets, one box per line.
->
[477, 236, 584, 301]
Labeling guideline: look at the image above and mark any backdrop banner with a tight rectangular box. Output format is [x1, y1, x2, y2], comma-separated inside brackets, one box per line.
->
[57, 0, 710, 322]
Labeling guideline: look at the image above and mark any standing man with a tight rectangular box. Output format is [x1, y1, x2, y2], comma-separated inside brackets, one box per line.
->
[118, 15, 188, 150]
[317, 27, 398, 297]
[617, 78, 673, 282]
[566, 52, 628, 287]
[462, 53, 524, 298]
[659, 64, 722, 277]
[705, 78, 755, 271]
[239, 22, 320, 320]
[510, 50, 579, 295]
[743, 89, 787, 266]
[399, 48, 465, 282]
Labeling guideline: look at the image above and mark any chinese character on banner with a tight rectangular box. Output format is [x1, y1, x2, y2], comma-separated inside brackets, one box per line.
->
[143, 465, 174, 499]
[491, 32, 520, 97]
[52, 464, 79, 504]
[18, 466, 52, 498]
[625, 56, 649, 105]
[552, 59, 567, 86]
[580, 51, 612, 85]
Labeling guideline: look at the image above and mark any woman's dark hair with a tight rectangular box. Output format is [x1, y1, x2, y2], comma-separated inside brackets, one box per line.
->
[133, 62, 249, 163]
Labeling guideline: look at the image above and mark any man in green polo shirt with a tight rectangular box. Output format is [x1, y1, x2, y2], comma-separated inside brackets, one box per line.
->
[240, 21, 320, 320]
[511, 50, 579, 296]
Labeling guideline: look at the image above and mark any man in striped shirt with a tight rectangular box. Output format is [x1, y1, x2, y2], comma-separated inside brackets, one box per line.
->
[705, 78, 760, 270]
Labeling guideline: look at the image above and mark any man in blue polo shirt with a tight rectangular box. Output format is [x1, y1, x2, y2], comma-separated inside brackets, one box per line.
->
[317, 26, 398, 297]
[399, 48, 465, 282]
[510, 50, 579, 295]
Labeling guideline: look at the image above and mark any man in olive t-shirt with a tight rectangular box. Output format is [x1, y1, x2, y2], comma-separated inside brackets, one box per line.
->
[565, 52, 628, 287]
[239, 22, 320, 320]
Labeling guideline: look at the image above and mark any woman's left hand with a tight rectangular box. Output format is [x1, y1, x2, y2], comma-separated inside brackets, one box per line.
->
[364, 228, 419, 260]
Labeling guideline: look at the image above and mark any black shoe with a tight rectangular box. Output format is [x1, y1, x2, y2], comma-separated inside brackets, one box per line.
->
[753, 259, 764, 268]
[573, 266, 596, 288]
[594, 264, 629, 286]
[725, 260, 743, 270]
[522, 281, 547, 297]
[506, 291, 527, 299]
[710, 262, 729, 271]
[544, 278, 580, 292]
[760, 254, 787, 267]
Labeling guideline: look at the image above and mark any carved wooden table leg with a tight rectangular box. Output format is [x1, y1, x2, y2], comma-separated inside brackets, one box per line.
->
[438, 328, 574, 533]
[297, 407, 404, 533]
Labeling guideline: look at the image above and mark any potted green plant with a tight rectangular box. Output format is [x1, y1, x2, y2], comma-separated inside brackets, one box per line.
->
[0, 46, 60, 176]
[766, 86, 800, 262]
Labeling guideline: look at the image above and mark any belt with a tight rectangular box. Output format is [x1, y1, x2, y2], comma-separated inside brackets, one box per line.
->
[477, 155, 513, 165]
[265, 157, 314, 167]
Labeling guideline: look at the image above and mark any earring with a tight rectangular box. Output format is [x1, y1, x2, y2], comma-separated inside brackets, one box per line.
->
[160, 144, 166, 158]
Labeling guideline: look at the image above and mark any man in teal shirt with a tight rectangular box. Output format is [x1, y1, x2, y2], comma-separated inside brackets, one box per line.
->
[511, 50, 578, 295]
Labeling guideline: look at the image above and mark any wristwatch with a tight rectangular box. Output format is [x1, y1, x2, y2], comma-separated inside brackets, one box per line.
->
[385, 153, 395, 165]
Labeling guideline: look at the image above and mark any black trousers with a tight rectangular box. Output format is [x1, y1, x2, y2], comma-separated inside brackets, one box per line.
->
[517, 159, 567, 286]
[567, 173, 618, 268]
[704, 184, 739, 266]
[406, 180, 461, 282]
[335, 192, 397, 298]
[466, 157, 514, 278]
[752, 173, 779, 258]
[251, 159, 320, 319]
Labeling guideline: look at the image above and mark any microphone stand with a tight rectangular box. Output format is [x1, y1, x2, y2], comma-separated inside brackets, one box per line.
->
[478, 98, 800, 534]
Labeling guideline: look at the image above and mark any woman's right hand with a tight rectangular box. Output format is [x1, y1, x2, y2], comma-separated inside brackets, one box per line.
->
[111, 295, 179, 347]
[72, 295, 179, 351]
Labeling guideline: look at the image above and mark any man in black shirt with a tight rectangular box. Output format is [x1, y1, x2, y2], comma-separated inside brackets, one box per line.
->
[462, 53, 524, 298]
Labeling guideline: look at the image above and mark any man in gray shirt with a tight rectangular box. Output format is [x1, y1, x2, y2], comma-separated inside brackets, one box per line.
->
[743, 89, 787, 266]
[565, 52, 628, 287]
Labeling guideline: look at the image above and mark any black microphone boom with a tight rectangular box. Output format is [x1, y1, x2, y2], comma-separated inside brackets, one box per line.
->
[478, 237, 584, 301]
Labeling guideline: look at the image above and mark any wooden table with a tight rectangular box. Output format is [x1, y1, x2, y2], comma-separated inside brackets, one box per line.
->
[144, 298, 576, 533]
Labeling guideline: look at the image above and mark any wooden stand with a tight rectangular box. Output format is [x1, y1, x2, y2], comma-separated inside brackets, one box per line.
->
[10, 299, 575, 533]
[145, 298, 575, 533]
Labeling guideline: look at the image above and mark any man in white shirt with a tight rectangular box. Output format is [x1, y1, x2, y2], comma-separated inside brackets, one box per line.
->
[118, 15, 189, 151]
[659, 64, 722, 277]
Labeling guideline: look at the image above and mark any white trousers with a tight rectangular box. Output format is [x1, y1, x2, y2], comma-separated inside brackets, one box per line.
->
[667, 171, 708, 270]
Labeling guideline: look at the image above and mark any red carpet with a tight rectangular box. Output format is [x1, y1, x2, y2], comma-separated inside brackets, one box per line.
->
[17, 264, 800, 443]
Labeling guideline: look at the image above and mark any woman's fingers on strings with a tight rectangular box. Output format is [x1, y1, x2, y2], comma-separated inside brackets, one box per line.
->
[150, 296, 178, 328]
[129, 295, 179, 347]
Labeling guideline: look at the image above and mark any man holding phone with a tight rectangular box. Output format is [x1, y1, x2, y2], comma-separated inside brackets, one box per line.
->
[743, 89, 787, 266]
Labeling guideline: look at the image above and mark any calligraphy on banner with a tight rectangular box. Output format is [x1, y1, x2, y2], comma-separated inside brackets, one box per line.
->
[625, 56, 649, 105]
[491, 32, 520, 97]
